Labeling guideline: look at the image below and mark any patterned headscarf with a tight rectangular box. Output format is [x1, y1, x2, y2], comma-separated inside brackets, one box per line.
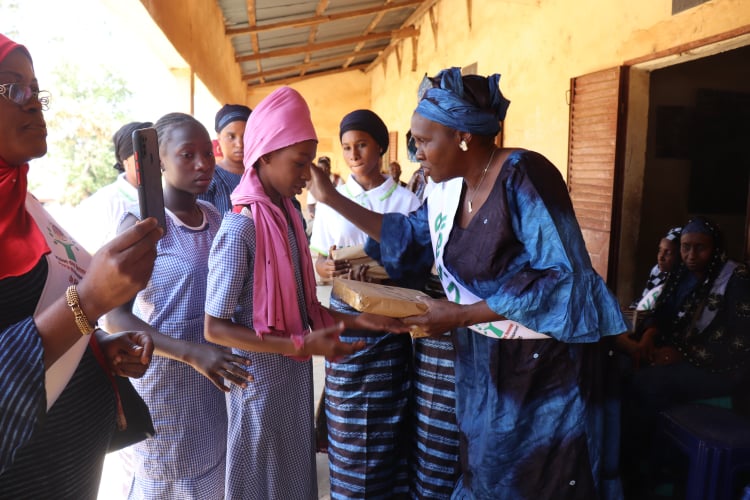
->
[664, 226, 683, 242]
[655, 216, 743, 371]
[414, 67, 510, 136]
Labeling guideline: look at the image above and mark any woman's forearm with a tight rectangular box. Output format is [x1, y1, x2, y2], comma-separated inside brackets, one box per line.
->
[106, 306, 193, 364]
[34, 297, 100, 368]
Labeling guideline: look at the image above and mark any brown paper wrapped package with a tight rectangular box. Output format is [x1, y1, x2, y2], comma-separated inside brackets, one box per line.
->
[332, 278, 431, 338]
[331, 244, 390, 281]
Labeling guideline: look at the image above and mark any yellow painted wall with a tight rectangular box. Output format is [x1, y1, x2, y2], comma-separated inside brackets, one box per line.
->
[367, 0, 750, 180]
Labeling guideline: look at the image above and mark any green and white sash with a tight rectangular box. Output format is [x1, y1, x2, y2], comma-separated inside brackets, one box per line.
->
[426, 178, 549, 340]
[26, 193, 92, 409]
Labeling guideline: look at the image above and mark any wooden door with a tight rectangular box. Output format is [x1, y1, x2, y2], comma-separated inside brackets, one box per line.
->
[567, 66, 628, 286]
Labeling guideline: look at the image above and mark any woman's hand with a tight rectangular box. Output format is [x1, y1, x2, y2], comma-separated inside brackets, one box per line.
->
[402, 297, 465, 337]
[348, 312, 409, 334]
[184, 343, 253, 392]
[299, 322, 365, 361]
[632, 327, 659, 367]
[98, 330, 154, 378]
[651, 346, 682, 366]
[77, 217, 163, 321]
[347, 264, 373, 283]
[309, 161, 338, 204]
[316, 245, 351, 280]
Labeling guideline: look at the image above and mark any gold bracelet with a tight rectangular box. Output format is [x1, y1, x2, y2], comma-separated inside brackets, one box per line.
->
[65, 285, 96, 335]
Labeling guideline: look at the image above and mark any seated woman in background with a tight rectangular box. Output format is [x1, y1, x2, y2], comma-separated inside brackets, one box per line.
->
[621, 216, 750, 495]
[617, 225, 682, 365]
[630, 226, 682, 310]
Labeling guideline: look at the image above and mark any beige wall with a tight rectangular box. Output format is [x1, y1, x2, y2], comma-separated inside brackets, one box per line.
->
[366, 0, 749, 181]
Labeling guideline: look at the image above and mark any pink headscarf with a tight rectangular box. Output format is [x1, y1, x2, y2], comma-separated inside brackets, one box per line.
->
[230, 87, 333, 354]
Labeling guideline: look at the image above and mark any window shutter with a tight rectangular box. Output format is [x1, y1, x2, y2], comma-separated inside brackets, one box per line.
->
[567, 66, 627, 283]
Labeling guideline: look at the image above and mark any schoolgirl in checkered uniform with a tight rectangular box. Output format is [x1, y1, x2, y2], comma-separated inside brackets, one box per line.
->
[110, 113, 251, 499]
[204, 87, 407, 499]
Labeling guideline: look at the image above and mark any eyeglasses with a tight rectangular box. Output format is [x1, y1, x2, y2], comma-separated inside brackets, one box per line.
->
[0, 83, 50, 110]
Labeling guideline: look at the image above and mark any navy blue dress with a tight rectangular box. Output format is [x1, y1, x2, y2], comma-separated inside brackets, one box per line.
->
[371, 150, 627, 499]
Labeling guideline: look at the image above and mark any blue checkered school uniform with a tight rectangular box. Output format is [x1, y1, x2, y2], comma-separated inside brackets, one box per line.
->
[126, 201, 228, 500]
[198, 167, 242, 217]
[206, 210, 317, 500]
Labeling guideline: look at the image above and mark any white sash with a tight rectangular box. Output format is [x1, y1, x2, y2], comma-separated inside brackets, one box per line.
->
[426, 179, 549, 340]
[25, 193, 92, 409]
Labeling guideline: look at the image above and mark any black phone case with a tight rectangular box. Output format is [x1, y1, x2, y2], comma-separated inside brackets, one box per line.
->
[132, 128, 167, 233]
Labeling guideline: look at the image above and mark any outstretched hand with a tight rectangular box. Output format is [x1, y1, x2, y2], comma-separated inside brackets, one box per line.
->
[402, 297, 464, 337]
[350, 312, 409, 335]
[186, 343, 253, 392]
[99, 330, 154, 378]
[309, 161, 338, 204]
[300, 321, 365, 361]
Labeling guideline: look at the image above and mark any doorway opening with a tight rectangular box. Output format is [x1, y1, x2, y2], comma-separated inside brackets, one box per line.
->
[617, 40, 750, 303]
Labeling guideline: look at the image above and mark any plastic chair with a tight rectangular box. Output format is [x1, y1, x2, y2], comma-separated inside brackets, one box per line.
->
[659, 403, 750, 500]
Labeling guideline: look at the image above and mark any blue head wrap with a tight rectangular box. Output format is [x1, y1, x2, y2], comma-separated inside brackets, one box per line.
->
[682, 216, 716, 237]
[414, 67, 510, 136]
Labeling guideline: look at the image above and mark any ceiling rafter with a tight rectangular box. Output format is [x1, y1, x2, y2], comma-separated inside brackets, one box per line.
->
[366, 0, 439, 72]
[251, 63, 371, 89]
[343, 0, 393, 69]
[243, 47, 385, 82]
[235, 27, 419, 63]
[301, 0, 330, 76]
[245, 0, 263, 83]
[226, 0, 424, 36]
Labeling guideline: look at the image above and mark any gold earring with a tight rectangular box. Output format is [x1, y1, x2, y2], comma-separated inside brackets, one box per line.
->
[459, 139, 468, 152]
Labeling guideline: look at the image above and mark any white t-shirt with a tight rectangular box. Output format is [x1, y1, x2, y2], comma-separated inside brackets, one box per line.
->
[310, 174, 420, 256]
[71, 173, 138, 253]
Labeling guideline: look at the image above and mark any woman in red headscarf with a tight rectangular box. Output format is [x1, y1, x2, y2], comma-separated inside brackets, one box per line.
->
[0, 33, 163, 497]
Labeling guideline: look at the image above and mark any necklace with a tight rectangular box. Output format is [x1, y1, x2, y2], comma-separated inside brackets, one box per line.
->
[466, 148, 497, 213]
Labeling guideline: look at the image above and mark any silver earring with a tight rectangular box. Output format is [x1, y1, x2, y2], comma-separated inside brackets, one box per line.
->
[459, 139, 468, 152]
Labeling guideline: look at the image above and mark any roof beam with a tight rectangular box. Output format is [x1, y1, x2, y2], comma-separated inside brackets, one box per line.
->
[245, 0, 263, 80]
[343, 0, 392, 69]
[367, 0, 439, 72]
[243, 47, 385, 82]
[301, 0, 330, 74]
[249, 63, 370, 89]
[236, 27, 418, 62]
[226, 0, 423, 36]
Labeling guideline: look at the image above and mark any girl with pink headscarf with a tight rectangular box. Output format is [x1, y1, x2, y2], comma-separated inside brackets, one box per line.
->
[204, 86, 407, 499]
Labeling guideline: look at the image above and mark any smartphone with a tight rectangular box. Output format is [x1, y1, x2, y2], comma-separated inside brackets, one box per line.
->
[132, 127, 167, 233]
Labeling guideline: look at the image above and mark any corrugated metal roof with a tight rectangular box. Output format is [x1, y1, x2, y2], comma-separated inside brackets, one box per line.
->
[217, 0, 434, 87]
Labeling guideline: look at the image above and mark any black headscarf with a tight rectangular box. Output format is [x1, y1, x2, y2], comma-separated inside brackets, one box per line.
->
[339, 109, 389, 156]
[113, 121, 153, 172]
